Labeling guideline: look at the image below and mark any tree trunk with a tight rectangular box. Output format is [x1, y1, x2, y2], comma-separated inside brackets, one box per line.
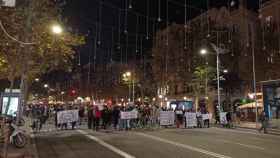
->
[2, 77, 15, 158]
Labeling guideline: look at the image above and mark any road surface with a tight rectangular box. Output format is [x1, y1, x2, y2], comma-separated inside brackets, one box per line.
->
[34, 127, 280, 158]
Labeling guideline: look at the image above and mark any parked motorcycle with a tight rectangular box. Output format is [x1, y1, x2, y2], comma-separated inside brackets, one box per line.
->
[6, 117, 27, 148]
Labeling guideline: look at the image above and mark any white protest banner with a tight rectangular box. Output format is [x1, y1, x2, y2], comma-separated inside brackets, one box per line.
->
[220, 112, 228, 125]
[202, 114, 212, 120]
[57, 110, 79, 124]
[120, 111, 138, 119]
[160, 111, 175, 126]
[185, 112, 197, 127]
[2, 0, 16, 7]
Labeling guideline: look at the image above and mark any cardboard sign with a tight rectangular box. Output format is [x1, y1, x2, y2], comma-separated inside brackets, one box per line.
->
[160, 111, 175, 126]
[2, 0, 16, 7]
[57, 110, 79, 124]
[185, 112, 197, 127]
[202, 114, 212, 120]
[120, 111, 138, 119]
[220, 112, 228, 125]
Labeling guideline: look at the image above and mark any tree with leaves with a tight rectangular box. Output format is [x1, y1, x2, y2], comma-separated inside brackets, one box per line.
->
[0, 0, 84, 104]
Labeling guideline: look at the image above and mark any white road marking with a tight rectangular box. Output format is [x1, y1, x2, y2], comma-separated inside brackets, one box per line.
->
[212, 127, 280, 139]
[77, 130, 136, 158]
[216, 139, 265, 150]
[136, 132, 232, 158]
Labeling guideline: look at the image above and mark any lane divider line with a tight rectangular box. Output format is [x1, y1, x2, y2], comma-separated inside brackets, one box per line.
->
[135, 132, 232, 158]
[216, 139, 265, 150]
[77, 130, 136, 158]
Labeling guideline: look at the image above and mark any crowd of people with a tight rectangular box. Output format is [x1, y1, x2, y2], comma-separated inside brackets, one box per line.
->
[24, 103, 269, 133]
[25, 103, 216, 132]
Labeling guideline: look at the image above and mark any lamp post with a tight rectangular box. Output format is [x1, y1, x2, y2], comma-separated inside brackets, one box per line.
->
[123, 71, 135, 103]
[200, 38, 229, 113]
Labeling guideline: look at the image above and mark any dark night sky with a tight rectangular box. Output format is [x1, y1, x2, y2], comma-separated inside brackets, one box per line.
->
[49, 0, 262, 86]
[37, 0, 267, 93]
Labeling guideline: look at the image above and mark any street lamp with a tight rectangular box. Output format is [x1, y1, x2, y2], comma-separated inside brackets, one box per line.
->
[123, 71, 134, 102]
[223, 69, 228, 73]
[126, 71, 131, 77]
[200, 49, 207, 55]
[199, 43, 229, 113]
[35, 78, 39, 82]
[44, 84, 48, 88]
[51, 24, 63, 35]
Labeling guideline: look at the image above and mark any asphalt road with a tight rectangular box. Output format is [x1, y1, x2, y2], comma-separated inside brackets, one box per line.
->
[34, 127, 280, 158]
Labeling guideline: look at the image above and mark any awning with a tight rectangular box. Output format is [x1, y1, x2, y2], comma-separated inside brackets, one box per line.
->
[238, 100, 263, 109]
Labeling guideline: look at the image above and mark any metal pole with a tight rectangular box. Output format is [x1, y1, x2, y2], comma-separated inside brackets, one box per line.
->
[132, 77, 135, 103]
[128, 82, 131, 102]
[251, 24, 258, 127]
[216, 32, 221, 112]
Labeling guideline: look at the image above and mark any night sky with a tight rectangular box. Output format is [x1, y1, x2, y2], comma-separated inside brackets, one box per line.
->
[44, 0, 262, 88]
[61, 0, 260, 65]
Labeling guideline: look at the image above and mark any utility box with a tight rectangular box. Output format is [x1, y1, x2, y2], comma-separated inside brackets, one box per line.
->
[0, 90, 21, 117]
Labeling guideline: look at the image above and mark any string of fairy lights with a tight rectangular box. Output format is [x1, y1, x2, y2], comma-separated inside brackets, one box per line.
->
[75, 0, 280, 93]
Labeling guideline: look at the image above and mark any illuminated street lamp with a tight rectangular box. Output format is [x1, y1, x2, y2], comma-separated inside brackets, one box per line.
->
[200, 42, 229, 113]
[44, 84, 48, 88]
[51, 24, 63, 35]
[126, 71, 131, 77]
[200, 49, 207, 55]
[123, 71, 134, 102]
[223, 69, 228, 73]
[35, 78, 39, 82]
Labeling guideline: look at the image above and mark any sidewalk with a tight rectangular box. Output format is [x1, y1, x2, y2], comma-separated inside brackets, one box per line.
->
[0, 118, 38, 158]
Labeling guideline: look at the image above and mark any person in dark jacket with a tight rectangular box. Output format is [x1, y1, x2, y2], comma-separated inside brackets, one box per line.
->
[259, 111, 268, 134]
[78, 105, 85, 125]
[112, 106, 120, 130]
[102, 106, 111, 129]
[87, 105, 94, 129]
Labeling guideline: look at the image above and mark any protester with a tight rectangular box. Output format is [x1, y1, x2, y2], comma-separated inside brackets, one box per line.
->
[259, 111, 268, 133]
[236, 109, 241, 124]
[196, 109, 203, 128]
[101, 106, 111, 129]
[226, 111, 232, 128]
[203, 111, 210, 128]
[112, 106, 120, 130]
[93, 106, 101, 131]
[87, 105, 94, 129]
[78, 105, 85, 125]
[175, 107, 184, 128]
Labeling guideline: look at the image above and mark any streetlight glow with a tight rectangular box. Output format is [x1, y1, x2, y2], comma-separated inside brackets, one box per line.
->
[223, 69, 228, 73]
[52, 24, 63, 34]
[126, 71, 131, 77]
[200, 49, 207, 55]
[35, 78, 39, 82]
[44, 84, 48, 88]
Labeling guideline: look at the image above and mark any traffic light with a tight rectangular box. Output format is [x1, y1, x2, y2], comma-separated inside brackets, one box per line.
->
[69, 89, 77, 96]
